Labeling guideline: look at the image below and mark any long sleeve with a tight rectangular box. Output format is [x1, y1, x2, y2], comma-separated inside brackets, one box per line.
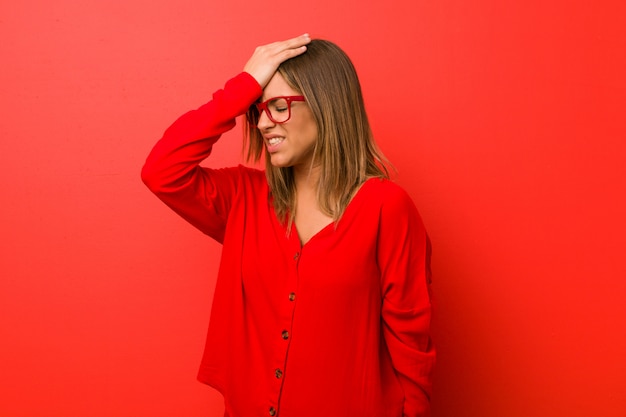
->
[377, 185, 435, 417]
[141, 72, 263, 242]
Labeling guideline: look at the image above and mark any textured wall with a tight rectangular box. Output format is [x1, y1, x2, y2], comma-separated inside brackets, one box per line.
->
[1, 0, 624, 416]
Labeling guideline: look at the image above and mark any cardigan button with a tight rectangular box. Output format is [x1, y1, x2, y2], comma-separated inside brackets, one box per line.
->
[288, 292, 296, 301]
[281, 330, 289, 340]
[269, 406, 277, 416]
[275, 368, 283, 379]
[293, 252, 300, 260]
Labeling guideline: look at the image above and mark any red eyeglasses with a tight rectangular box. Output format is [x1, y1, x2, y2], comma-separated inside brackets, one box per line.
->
[247, 95, 306, 126]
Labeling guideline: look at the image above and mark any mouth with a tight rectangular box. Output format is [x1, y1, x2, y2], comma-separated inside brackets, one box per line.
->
[265, 136, 285, 148]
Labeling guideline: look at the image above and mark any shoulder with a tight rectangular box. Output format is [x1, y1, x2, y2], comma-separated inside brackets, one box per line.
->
[235, 164, 265, 180]
[234, 165, 267, 191]
[363, 179, 429, 252]
[364, 178, 418, 211]
[203, 165, 266, 195]
[211, 164, 264, 180]
[361, 178, 426, 233]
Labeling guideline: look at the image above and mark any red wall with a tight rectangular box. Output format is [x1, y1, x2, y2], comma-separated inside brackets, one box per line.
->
[1, 1, 625, 416]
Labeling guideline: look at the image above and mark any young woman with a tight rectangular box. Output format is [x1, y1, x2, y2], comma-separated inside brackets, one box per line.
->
[142, 34, 435, 417]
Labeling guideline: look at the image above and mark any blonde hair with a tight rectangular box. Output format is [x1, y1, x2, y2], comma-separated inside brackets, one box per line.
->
[244, 39, 392, 224]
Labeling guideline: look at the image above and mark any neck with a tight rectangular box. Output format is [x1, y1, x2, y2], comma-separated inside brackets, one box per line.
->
[293, 162, 320, 193]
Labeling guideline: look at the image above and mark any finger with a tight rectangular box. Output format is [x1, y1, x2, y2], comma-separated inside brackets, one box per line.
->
[285, 33, 311, 48]
[272, 34, 310, 60]
[254, 36, 309, 68]
[266, 33, 310, 54]
[277, 44, 308, 61]
[243, 34, 311, 87]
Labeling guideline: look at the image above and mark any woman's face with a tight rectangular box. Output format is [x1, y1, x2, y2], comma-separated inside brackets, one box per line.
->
[257, 72, 318, 171]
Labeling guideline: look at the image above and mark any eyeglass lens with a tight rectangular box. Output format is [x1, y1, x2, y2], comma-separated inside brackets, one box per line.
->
[249, 98, 293, 125]
[263, 98, 292, 124]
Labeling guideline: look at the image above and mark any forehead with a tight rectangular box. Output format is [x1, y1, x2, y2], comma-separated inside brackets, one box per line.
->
[262, 72, 299, 101]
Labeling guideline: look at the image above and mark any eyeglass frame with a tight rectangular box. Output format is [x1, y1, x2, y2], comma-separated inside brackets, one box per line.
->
[247, 95, 306, 126]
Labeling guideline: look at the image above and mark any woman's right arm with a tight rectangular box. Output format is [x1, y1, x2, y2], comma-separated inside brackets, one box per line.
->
[141, 72, 262, 242]
[141, 34, 311, 242]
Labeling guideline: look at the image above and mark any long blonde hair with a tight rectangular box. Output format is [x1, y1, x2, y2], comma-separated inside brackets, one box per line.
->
[244, 39, 392, 224]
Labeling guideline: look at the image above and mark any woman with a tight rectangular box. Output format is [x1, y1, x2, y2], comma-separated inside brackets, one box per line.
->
[142, 34, 435, 417]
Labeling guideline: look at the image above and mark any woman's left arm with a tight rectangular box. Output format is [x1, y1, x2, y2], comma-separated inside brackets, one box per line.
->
[378, 185, 436, 417]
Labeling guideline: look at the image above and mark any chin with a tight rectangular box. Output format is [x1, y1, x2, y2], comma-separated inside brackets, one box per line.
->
[269, 156, 291, 168]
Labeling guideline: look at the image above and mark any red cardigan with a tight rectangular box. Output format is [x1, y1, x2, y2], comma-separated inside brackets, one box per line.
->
[142, 72, 435, 417]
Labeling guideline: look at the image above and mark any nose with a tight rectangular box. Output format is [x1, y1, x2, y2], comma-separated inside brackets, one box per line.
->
[256, 109, 275, 130]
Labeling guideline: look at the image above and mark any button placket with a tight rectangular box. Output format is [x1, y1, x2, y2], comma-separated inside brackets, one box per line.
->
[267, 241, 300, 416]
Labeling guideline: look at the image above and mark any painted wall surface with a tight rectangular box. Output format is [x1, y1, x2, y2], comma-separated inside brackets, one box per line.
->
[1, 1, 624, 416]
